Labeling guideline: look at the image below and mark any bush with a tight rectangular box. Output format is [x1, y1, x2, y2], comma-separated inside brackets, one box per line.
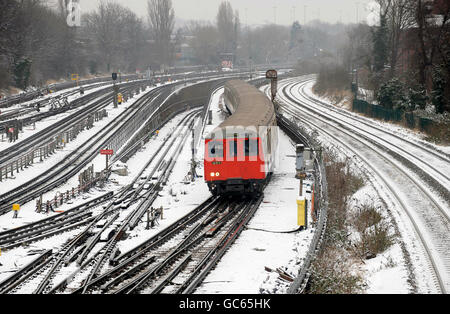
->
[0, 64, 11, 90]
[307, 155, 367, 294]
[351, 202, 394, 259]
[308, 247, 365, 294]
[314, 64, 351, 96]
[377, 78, 407, 110]
[352, 203, 382, 234]
[13, 58, 32, 90]
[357, 222, 394, 258]
[431, 66, 447, 114]
[307, 154, 394, 294]
[407, 87, 428, 110]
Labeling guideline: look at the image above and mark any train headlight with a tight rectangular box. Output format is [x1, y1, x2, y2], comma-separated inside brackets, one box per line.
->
[210, 172, 215, 177]
[216, 172, 220, 177]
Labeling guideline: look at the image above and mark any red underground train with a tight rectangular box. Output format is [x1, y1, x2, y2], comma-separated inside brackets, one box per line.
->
[204, 80, 278, 196]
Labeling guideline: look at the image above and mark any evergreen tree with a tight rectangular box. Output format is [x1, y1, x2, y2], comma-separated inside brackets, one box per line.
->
[13, 57, 32, 90]
[377, 78, 407, 110]
[372, 13, 388, 72]
[408, 87, 427, 111]
[431, 66, 446, 114]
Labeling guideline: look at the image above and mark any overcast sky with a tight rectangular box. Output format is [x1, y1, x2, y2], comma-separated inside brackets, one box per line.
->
[72, 0, 375, 26]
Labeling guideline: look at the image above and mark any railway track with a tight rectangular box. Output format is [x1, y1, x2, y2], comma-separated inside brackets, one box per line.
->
[277, 77, 450, 294]
[65, 196, 262, 295]
[291, 78, 450, 194]
[0, 74, 272, 294]
[48, 110, 203, 294]
[0, 72, 234, 215]
[0, 80, 148, 165]
[0, 82, 159, 215]
[0, 79, 128, 123]
[0, 192, 113, 251]
[0, 109, 203, 294]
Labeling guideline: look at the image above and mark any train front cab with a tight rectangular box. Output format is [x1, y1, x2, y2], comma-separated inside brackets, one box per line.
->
[204, 135, 266, 196]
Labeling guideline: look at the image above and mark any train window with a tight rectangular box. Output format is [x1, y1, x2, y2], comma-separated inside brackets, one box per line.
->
[245, 138, 258, 156]
[267, 128, 272, 154]
[228, 139, 238, 158]
[208, 140, 223, 158]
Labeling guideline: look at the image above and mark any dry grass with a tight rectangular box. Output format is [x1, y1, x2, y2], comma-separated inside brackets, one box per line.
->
[307, 153, 394, 294]
[424, 120, 450, 145]
[352, 203, 382, 234]
[352, 203, 395, 259]
[308, 247, 365, 294]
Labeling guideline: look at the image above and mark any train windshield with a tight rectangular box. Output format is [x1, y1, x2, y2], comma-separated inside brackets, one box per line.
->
[208, 140, 223, 158]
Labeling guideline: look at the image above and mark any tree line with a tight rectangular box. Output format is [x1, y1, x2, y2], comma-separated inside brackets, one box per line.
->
[0, 0, 177, 93]
[342, 0, 449, 114]
[0, 0, 339, 95]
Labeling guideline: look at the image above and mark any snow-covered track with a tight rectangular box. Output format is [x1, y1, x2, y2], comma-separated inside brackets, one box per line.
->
[172, 197, 263, 295]
[69, 197, 220, 294]
[285, 78, 450, 197]
[0, 83, 160, 215]
[0, 192, 113, 251]
[43, 110, 203, 294]
[0, 80, 148, 167]
[278, 77, 450, 294]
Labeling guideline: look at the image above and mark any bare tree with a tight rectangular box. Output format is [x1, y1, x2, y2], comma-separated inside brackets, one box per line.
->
[414, 0, 450, 88]
[216, 1, 240, 63]
[188, 22, 219, 65]
[385, 0, 415, 78]
[147, 0, 175, 69]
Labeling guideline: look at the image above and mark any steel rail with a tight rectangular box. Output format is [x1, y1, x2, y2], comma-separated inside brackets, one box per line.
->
[278, 78, 448, 294]
[48, 110, 204, 294]
[69, 197, 219, 294]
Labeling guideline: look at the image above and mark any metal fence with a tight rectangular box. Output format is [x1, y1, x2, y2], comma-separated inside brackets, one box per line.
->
[0, 109, 108, 182]
[0, 74, 140, 109]
[353, 99, 437, 133]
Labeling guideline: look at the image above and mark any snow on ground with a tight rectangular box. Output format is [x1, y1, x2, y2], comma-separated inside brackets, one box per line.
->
[110, 85, 314, 294]
[348, 186, 410, 294]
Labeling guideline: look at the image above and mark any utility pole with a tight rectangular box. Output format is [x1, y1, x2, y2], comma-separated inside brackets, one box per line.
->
[112, 72, 118, 108]
[356, 2, 360, 24]
[191, 125, 196, 182]
[273, 6, 277, 24]
[304, 5, 307, 25]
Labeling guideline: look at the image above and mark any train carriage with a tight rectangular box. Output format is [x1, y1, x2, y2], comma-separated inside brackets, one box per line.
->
[204, 80, 278, 196]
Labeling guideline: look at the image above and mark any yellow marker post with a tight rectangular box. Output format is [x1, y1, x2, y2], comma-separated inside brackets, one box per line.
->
[297, 197, 307, 230]
[71, 74, 79, 87]
[12, 203, 20, 219]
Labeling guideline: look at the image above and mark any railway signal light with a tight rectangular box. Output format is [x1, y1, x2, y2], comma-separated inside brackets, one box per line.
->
[112, 73, 118, 81]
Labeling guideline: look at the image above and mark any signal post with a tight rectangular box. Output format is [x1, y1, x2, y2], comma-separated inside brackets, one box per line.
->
[296, 144, 307, 230]
[101, 149, 114, 171]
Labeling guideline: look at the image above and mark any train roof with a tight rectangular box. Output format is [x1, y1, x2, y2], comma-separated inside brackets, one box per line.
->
[209, 80, 275, 138]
